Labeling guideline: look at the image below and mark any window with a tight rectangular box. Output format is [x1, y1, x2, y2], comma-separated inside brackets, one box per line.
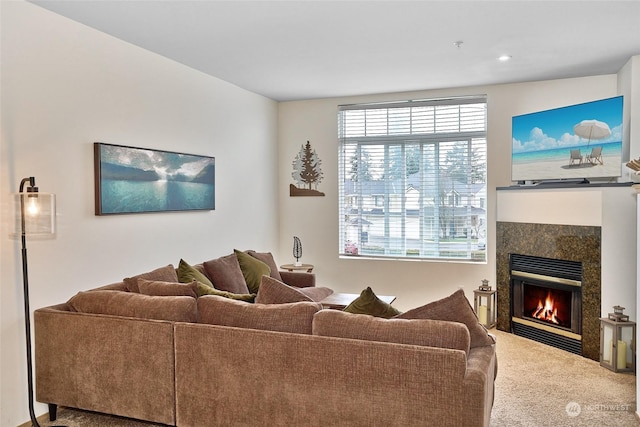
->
[338, 96, 487, 262]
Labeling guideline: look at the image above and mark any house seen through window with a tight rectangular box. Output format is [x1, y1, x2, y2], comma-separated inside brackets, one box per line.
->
[338, 96, 487, 262]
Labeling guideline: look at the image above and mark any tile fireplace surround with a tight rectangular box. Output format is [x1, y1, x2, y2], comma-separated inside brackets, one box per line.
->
[496, 222, 601, 360]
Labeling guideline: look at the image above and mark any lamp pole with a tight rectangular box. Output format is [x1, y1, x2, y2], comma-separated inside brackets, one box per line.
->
[19, 177, 41, 427]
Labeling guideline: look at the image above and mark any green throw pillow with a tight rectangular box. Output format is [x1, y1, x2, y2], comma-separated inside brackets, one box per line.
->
[343, 287, 401, 319]
[196, 282, 256, 302]
[177, 259, 214, 288]
[234, 249, 271, 294]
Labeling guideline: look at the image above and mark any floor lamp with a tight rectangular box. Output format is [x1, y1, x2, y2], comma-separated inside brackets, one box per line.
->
[13, 177, 56, 427]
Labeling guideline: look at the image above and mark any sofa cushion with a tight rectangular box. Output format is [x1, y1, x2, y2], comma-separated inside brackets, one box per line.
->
[137, 278, 198, 298]
[296, 286, 334, 302]
[255, 276, 313, 304]
[343, 287, 401, 319]
[178, 258, 255, 301]
[394, 289, 495, 348]
[246, 250, 283, 281]
[197, 295, 321, 334]
[312, 309, 470, 355]
[234, 249, 271, 294]
[203, 254, 250, 295]
[67, 290, 197, 322]
[281, 272, 316, 289]
[247, 250, 283, 282]
[196, 282, 256, 302]
[177, 258, 214, 288]
[123, 264, 179, 293]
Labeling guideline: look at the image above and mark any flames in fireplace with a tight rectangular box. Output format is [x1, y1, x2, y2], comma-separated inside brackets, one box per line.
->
[532, 291, 561, 325]
[523, 283, 572, 329]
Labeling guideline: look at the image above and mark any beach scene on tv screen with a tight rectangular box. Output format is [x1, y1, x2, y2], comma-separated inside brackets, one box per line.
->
[512, 96, 623, 182]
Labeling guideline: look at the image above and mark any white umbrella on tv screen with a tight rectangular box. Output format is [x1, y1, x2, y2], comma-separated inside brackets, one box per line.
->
[573, 119, 611, 147]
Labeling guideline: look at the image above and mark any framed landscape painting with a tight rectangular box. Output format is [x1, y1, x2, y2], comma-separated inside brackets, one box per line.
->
[94, 142, 215, 215]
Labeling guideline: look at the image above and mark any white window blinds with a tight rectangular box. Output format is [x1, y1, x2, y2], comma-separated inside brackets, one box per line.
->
[338, 96, 487, 262]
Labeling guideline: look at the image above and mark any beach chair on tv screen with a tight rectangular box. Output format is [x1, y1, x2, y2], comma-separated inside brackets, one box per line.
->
[569, 149, 583, 166]
[585, 146, 603, 165]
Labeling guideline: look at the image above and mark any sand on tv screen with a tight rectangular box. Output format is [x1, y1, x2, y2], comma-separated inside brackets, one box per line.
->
[511, 96, 623, 182]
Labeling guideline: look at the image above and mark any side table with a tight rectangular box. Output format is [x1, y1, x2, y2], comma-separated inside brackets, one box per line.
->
[319, 292, 396, 310]
[279, 263, 314, 273]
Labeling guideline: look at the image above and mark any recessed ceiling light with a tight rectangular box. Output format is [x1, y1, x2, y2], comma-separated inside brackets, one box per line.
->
[453, 41, 464, 49]
[498, 55, 512, 62]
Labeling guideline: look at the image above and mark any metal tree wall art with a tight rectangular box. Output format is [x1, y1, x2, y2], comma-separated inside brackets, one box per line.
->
[293, 236, 303, 265]
[291, 140, 325, 196]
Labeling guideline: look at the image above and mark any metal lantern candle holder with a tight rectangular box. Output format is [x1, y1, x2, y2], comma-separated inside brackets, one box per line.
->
[608, 305, 630, 322]
[473, 279, 497, 329]
[479, 279, 491, 291]
[600, 306, 636, 374]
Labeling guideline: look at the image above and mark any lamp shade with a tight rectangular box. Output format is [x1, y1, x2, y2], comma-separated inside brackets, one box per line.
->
[11, 192, 56, 238]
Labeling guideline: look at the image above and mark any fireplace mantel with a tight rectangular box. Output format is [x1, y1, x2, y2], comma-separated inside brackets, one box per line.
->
[496, 186, 637, 360]
[497, 182, 632, 191]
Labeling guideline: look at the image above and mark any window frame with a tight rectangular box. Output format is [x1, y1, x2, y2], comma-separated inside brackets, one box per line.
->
[338, 96, 487, 263]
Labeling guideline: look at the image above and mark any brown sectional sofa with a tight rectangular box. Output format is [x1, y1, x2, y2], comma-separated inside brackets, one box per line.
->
[34, 254, 497, 426]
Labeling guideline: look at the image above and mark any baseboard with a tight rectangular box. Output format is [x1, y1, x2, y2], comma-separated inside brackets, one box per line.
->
[16, 411, 50, 427]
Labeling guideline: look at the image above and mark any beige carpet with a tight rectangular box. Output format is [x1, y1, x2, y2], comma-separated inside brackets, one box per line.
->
[34, 329, 637, 426]
[491, 329, 637, 427]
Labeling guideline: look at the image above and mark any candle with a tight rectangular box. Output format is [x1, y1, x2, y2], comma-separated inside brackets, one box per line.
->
[608, 339, 613, 363]
[617, 340, 627, 369]
[478, 305, 487, 325]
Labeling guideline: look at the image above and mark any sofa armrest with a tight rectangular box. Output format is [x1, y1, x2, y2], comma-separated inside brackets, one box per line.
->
[35, 307, 176, 425]
[280, 271, 315, 287]
[462, 344, 497, 427]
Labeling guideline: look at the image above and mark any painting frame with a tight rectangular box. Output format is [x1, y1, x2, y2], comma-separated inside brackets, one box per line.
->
[94, 142, 215, 215]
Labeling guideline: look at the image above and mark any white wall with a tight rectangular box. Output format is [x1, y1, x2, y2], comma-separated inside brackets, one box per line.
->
[619, 55, 640, 170]
[496, 189, 603, 226]
[620, 54, 640, 422]
[600, 188, 637, 319]
[0, 2, 278, 425]
[637, 192, 640, 419]
[616, 55, 640, 419]
[278, 76, 620, 311]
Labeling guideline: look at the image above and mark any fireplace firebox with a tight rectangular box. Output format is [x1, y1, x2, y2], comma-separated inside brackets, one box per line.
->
[510, 254, 583, 355]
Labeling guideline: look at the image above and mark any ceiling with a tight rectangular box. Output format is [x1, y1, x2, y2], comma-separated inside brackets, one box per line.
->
[29, 0, 640, 102]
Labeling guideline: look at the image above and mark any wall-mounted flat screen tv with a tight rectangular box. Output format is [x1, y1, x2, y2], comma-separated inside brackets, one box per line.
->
[512, 96, 623, 182]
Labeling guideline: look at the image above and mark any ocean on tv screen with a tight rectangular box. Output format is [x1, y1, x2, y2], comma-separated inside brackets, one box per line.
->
[511, 96, 623, 182]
